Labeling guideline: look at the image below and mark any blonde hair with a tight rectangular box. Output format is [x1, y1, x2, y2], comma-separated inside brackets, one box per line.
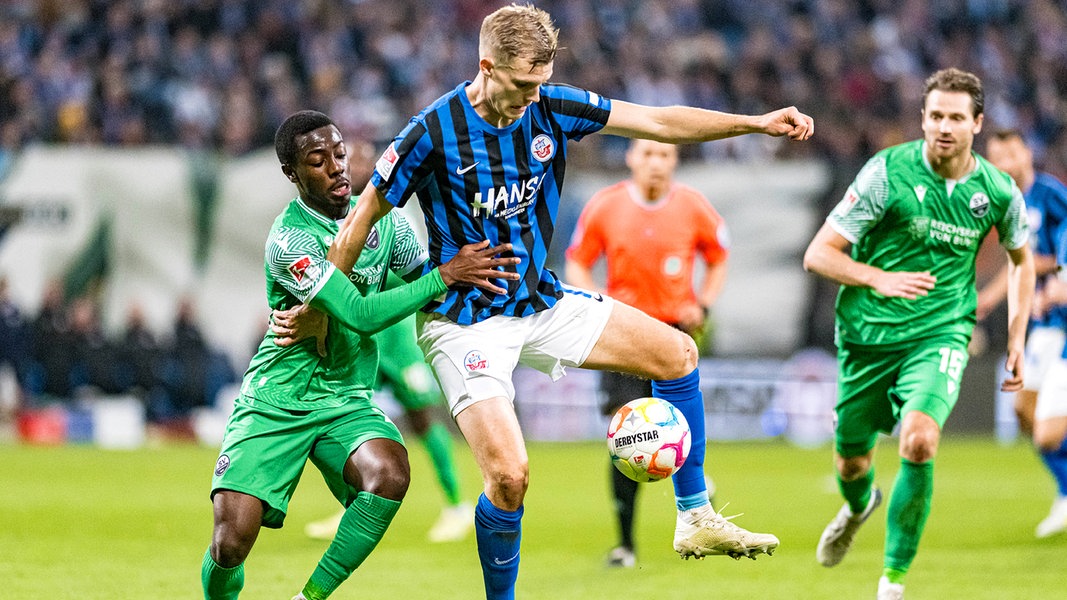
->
[479, 3, 559, 69]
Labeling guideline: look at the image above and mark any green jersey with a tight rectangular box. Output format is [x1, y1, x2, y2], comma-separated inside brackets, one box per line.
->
[827, 140, 1029, 347]
[239, 196, 443, 410]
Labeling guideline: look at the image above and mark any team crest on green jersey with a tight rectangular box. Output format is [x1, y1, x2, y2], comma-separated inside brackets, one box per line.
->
[969, 193, 990, 218]
[907, 216, 930, 240]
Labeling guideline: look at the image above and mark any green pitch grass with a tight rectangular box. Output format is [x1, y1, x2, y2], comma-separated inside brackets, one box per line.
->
[1, 436, 1063, 599]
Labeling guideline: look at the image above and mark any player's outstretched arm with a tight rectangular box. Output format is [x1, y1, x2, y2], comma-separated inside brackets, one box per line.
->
[803, 222, 936, 299]
[601, 101, 814, 144]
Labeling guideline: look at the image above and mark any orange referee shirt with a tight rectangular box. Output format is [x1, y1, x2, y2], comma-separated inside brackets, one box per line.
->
[566, 181, 729, 324]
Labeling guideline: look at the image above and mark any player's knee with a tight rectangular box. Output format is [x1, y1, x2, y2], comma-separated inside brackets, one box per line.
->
[900, 429, 939, 463]
[211, 532, 253, 568]
[1034, 427, 1067, 453]
[486, 463, 528, 510]
[362, 463, 411, 501]
[677, 333, 699, 372]
[837, 455, 872, 480]
[899, 412, 940, 463]
[652, 330, 698, 379]
[1035, 436, 1060, 453]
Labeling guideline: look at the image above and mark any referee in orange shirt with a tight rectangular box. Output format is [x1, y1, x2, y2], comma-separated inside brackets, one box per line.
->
[565, 138, 730, 568]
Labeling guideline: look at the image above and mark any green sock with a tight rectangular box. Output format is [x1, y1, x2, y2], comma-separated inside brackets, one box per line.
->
[302, 491, 402, 600]
[421, 422, 462, 506]
[201, 548, 243, 600]
[884, 458, 934, 574]
[838, 467, 875, 515]
[883, 567, 907, 585]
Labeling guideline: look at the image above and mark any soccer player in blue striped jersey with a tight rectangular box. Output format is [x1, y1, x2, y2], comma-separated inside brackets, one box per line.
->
[326, 6, 813, 598]
[983, 130, 1067, 538]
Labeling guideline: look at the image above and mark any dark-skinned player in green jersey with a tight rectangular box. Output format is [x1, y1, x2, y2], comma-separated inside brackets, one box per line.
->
[200, 110, 519, 600]
[277, 137, 476, 545]
[803, 68, 1035, 600]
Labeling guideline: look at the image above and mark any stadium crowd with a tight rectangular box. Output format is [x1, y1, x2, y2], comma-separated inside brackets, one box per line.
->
[0, 277, 237, 427]
[1, 0, 1066, 175]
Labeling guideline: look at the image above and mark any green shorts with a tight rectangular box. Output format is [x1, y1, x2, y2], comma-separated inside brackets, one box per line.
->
[210, 394, 404, 528]
[835, 333, 969, 457]
[375, 314, 442, 412]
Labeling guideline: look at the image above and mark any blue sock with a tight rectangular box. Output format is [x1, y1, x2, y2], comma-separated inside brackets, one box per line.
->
[1040, 436, 1067, 497]
[653, 369, 709, 510]
[474, 493, 523, 600]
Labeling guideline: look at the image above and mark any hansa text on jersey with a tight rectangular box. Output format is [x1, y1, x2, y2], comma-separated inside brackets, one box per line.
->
[469, 175, 545, 219]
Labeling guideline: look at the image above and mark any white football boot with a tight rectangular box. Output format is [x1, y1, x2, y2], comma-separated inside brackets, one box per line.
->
[1035, 496, 1067, 538]
[606, 545, 636, 568]
[428, 502, 475, 543]
[673, 503, 779, 560]
[877, 576, 905, 600]
[816, 486, 883, 567]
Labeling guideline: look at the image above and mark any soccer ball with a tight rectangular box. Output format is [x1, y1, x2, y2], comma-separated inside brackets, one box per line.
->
[606, 397, 691, 483]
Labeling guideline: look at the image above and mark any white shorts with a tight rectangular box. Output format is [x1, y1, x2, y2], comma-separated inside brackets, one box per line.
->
[1037, 359, 1067, 420]
[1024, 326, 1067, 391]
[415, 287, 615, 417]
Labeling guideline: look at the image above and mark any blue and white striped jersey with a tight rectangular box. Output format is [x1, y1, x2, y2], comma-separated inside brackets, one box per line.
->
[1027, 172, 1067, 328]
[372, 81, 611, 324]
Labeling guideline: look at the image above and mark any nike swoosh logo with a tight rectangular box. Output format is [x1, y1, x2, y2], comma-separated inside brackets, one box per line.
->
[493, 551, 520, 566]
[593, 293, 604, 302]
[456, 162, 479, 175]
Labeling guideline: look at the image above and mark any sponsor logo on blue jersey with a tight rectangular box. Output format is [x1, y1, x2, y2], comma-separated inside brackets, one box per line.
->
[469, 175, 546, 218]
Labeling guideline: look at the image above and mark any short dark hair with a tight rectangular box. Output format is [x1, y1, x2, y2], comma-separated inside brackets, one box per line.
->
[923, 68, 984, 118]
[275, 110, 335, 167]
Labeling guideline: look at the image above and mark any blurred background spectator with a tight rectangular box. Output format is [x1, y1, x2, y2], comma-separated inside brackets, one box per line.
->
[17, 280, 235, 433]
[0, 275, 29, 393]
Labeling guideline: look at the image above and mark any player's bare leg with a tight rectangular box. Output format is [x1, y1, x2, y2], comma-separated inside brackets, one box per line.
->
[203, 491, 262, 599]
[1015, 390, 1037, 436]
[456, 398, 528, 598]
[584, 302, 779, 559]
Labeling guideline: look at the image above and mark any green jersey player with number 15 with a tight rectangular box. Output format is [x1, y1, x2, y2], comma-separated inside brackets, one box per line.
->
[803, 68, 1034, 600]
[200, 110, 518, 600]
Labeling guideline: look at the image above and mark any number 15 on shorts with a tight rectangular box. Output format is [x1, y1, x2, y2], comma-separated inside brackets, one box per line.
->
[938, 347, 965, 395]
